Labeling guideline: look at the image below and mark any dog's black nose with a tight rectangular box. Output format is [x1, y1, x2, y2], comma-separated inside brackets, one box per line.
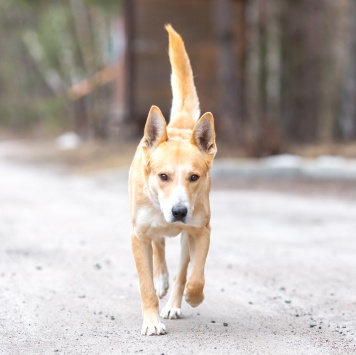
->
[172, 205, 188, 221]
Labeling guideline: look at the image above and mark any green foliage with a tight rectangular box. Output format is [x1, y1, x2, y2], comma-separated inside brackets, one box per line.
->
[84, 0, 122, 13]
[0, 0, 122, 133]
[4, 0, 122, 13]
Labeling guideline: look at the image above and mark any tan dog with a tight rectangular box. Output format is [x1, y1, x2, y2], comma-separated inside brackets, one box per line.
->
[129, 24, 217, 336]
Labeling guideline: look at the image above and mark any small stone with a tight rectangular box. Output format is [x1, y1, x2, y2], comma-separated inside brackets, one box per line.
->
[223, 322, 228, 327]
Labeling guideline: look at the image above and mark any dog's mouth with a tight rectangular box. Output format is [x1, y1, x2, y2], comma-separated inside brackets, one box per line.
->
[171, 217, 187, 224]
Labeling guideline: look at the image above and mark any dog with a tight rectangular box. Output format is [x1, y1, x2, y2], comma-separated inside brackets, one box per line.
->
[129, 24, 217, 336]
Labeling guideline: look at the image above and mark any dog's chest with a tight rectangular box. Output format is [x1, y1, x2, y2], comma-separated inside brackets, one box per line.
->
[134, 206, 182, 238]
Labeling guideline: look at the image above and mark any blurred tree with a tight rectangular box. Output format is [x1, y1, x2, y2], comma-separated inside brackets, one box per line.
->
[1, 0, 355, 151]
[279, 0, 323, 142]
[211, 0, 239, 141]
[235, 0, 248, 125]
[340, 0, 356, 140]
[0, 0, 122, 137]
[123, 0, 135, 125]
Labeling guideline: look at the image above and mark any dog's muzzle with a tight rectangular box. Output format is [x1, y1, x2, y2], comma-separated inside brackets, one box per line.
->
[171, 204, 188, 223]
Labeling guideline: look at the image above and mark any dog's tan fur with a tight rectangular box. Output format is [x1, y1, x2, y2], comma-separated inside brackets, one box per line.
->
[129, 24, 217, 335]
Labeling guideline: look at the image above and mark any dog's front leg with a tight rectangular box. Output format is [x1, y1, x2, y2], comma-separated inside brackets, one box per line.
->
[185, 225, 210, 307]
[131, 232, 167, 335]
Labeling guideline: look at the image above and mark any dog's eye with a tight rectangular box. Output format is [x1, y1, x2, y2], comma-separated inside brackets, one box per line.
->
[159, 174, 168, 181]
[190, 174, 200, 182]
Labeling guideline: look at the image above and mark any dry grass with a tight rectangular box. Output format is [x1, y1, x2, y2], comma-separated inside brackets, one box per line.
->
[5, 139, 138, 174]
[289, 141, 356, 158]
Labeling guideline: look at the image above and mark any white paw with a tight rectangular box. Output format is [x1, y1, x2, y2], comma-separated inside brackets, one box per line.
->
[160, 305, 182, 319]
[141, 321, 167, 336]
[154, 273, 169, 299]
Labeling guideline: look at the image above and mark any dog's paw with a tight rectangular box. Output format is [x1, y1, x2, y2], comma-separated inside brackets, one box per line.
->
[160, 305, 182, 319]
[141, 309, 167, 335]
[141, 321, 167, 336]
[185, 282, 204, 307]
[154, 273, 169, 299]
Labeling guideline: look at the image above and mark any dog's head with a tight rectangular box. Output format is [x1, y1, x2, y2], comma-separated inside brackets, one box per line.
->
[141, 106, 217, 225]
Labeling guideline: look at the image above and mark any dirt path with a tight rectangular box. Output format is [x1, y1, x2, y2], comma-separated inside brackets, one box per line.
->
[0, 144, 356, 354]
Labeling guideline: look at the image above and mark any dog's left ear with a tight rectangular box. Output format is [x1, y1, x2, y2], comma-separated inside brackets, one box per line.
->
[142, 105, 167, 165]
[191, 112, 217, 163]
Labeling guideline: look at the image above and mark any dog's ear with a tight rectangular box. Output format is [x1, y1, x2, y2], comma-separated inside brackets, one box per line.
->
[191, 112, 217, 163]
[142, 105, 167, 164]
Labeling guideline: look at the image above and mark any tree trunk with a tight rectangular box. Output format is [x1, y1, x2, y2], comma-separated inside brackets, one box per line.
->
[279, 0, 323, 143]
[123, 0, 135, 125]
[67, 0, 90, 138]
[236, 0, 248, 124]
[211, 0, 239, 142]
[258, 0, 268, 124]
[340, 0, 356, 140]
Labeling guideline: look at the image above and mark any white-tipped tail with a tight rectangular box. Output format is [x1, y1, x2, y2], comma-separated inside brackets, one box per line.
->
[165, 24, 200, 128]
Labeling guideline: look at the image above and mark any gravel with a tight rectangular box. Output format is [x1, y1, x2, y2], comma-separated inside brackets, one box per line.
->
[0, 145, 356, 354]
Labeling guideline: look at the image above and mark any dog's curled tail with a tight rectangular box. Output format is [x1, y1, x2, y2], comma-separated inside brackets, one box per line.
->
[165, 24, 200, 128]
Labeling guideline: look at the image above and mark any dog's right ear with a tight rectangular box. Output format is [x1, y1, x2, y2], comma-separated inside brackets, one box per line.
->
[141, 105, 167, 165]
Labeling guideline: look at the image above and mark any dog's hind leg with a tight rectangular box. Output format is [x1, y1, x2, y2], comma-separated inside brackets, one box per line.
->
[152, 237, 169, 299]
[160, 232, 190, 319]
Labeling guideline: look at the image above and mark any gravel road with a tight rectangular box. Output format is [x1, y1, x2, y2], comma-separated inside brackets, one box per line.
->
[0, 144, 356, 354]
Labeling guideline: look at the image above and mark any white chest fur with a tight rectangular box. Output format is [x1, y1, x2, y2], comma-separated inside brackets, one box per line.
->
[134, 205, 182, 238]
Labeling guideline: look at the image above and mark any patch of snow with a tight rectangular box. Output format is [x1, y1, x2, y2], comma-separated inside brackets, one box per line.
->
[262, 154, 303, 168]
[55, 132, 81, 150]
[315, 155, 348, 167]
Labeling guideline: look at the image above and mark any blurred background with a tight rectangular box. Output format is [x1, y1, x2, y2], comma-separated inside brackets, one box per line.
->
[1, 0, 356, 161]
[1, 3, 356, 351]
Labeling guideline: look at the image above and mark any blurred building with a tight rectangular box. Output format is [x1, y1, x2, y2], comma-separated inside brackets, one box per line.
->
[129, 0, 218, 128]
